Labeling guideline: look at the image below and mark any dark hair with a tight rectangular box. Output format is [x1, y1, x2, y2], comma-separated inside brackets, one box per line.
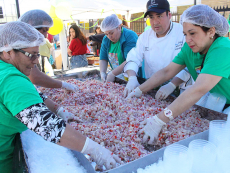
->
[69, 25, 87, 45]
[95, 26, 101, 34]
[195, 25, 219, 38]
[122, 17, 128, 27]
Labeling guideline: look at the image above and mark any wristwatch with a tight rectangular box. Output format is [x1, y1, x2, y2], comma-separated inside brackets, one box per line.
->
[164, 108, 174, 120]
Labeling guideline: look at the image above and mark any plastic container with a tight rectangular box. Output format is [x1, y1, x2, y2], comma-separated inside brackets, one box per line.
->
[163, 144, 191, 173]
[205, 92, 226, 112]
[188, 139, 216, 173]
[209, 120, 228, 147]
[44, 57, 54, 76]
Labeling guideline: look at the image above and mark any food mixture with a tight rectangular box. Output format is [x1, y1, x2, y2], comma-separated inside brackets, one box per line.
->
[38, 79, 209, 163]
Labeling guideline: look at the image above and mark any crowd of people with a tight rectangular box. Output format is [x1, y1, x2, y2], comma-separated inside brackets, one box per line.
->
[0, 0, 230, 172]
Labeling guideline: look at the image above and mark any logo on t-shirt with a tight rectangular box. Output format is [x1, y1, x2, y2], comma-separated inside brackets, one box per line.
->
[108, 53, 119, 69]
[175, 41, 183, 50]
[195, 66, 201, 74]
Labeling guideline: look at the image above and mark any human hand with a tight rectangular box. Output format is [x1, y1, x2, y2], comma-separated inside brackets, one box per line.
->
[126, 87, 142, 99]
[57, 107, 74, 122]
[106, 71, 116, 82]
[138, 116, 166, 145]
[100, 72, 107, 82]
[62, 81, 79, 92]
[155, 82, 176, 100]
[81, 137, 122, 170]
[123, 76, 140, 97]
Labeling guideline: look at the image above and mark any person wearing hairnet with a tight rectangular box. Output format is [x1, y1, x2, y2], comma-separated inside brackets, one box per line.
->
[18, 10, 79, 123]
[123, 0, 185, 97]
[126, 4, 230, 145]
[18, 10, 78, 92]
[0, 21, 122, 173]
[99, 14, 138, 82]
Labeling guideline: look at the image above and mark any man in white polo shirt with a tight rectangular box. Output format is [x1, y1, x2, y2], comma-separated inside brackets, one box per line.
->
[123, 0, 185, 97]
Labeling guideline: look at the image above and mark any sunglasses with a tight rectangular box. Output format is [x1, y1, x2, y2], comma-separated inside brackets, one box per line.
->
[14, 49, 40, 61]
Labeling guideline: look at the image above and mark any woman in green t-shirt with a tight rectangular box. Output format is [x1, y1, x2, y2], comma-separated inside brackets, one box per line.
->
[125, 5, 230, 145]
[0, 21, 121, 173]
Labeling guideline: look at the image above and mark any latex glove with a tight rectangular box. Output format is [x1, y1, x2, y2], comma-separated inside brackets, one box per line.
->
[155, 82, 176, 100]
[57, 107, 74, 122]
[123, 76, 140, 97]
[126, 87, 142, 99]
[138, 116, 166, 145]
[106, 71, 116, 82]
[81, 137, 122, 170]
[100, 72, 107, 82]
[62, 81, 79, 92]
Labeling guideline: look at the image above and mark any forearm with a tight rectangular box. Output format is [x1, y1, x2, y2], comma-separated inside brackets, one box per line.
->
[100, 60, 108, 73]
[126, 70, 137, 77]
[171, 77, 185, 87]
[58, 124, 86, 151]
[44, 98, 60, 114]
[158, 86, 206, 123]
[112, 61, 126, 76]
[139, 68, 172, 93]
[29, 66, 62, 88]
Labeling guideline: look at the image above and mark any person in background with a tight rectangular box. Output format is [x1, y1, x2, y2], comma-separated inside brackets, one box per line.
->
[47, 33, 54, 43]
[123, 0, 185, 97]
[68, 24, 88, 68]
[88, 25, 103, 56]
[39, 37, 53, 73]
[18, 9, 78, 92]
[117, 14, 129, 28]
[0, 21, 121, 173]
[126, 5, 230, 144]
[100, 14, 138, 82]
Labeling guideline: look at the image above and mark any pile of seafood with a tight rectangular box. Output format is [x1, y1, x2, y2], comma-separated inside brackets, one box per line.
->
[38, 79, 209, 163]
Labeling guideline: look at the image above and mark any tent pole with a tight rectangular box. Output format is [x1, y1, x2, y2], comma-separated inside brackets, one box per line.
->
[15, 0, 20, 18]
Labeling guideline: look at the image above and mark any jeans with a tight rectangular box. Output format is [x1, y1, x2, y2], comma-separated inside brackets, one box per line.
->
[70, 54, 88, 69]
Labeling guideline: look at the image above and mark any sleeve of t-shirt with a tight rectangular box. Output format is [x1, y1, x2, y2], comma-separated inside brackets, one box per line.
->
[201, 47, 230, 78]
[172, 43, 188, 65]
[1, 74, 43, 116]
[100, 36, 109, 61]
[69, 39, 78, 52]
[46, 39, 53, 49]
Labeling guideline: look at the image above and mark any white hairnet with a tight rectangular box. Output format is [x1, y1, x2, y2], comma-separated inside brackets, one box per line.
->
[101, 14, 122, 32]
[0, 21, 45, 52]
[18, 9, 53, 28]
[180, 5, 229, 36]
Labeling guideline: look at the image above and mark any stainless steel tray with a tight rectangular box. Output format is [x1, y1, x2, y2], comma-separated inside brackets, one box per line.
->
[53, 69, 227, 173]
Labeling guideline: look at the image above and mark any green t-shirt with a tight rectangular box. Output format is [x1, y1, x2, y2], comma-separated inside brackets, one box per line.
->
[0, 60, 42, 172]
[173, 37, 230, 104]
[108, 28, 125, 69]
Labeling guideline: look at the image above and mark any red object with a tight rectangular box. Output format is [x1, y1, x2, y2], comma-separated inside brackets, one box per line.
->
[47, 33, 54, 43]
[69, 38, 87, 56]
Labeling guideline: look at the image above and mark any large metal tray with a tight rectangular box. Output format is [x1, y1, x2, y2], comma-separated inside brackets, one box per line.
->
[52, 69, 227, 173]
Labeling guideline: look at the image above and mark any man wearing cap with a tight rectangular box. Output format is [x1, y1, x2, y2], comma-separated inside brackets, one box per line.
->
[123, 0, 185, 97]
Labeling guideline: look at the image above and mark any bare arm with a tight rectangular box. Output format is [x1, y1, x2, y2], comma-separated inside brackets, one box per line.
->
[139, 62, 185, 92]
[58, 124, 86, 151]
[171, 77, 185, 87]
[44, 98, 59, 114]
[158, 73, 222, 123]
[28, 65, 62, 88]
[112, 61, 126, 76]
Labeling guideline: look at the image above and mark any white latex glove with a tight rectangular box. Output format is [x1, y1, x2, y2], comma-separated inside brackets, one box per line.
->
[123, 76, 140, 97]
[138, 116, 166, 145]
[57, 107, 74, 122]
[62, 81, 79, 92]
[126, 87, 142, 99]
[100, 72, 107, 82]
[106, 71, 116, 82]
[81, 137, 122, 170]
[155, 82, 176, 100]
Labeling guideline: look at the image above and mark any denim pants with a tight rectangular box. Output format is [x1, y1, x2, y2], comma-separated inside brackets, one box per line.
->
[70, 54, 88, 69]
